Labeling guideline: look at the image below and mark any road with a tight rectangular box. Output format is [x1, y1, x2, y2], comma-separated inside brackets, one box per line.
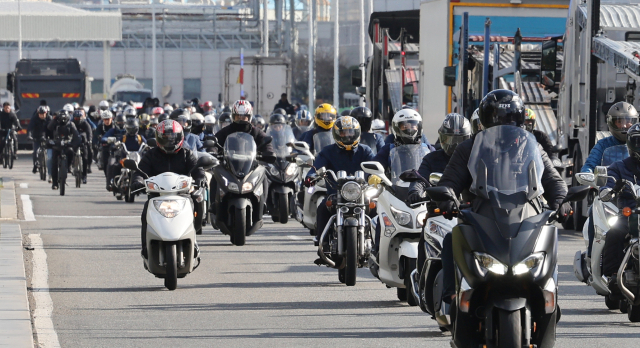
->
[2, 155, 638, 347]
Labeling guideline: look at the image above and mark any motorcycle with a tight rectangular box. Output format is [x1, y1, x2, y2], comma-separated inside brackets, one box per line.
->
[195, 149, 215, 235]
[311, 165, 374, 286]
[574, 145, 629, 310]
[426, 126, 589, 348]
[210, 133, 275, 246]
[359, 143, 430, 305]
[265, 125, 299, 223]
[112, 141, 149, 203]
[123, 155, 216, 290]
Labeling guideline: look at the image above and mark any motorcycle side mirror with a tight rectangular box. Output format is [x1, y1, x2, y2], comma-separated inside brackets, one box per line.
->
[257, 136, 273, 151]
[360, 161, 392, 186]
[399, 170, 420, 182]
[429, 172, 443, 186]
[575, 172, 595, 186]
[260, 153, 277, 164]
[286, 153, 298, 163]
[291, 141, 311, 153]
[563, 185, 590, 203]
[594, 166, 608, 187]
[107, 137, 116, 144]
[425, 186, 457, 203]
[146, 138, 157, 148]
[123, 159, 138, 171]
[196, 154, 218, 170]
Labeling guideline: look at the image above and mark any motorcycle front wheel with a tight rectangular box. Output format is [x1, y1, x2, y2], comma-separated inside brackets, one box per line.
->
[164, 243, 178, 290]
[498, 309, 522, 348]
[278, 193, 289, 224]
[232, 207, 247, 246]
[345, 226, 357, 286]
[59, 157, 67, 196]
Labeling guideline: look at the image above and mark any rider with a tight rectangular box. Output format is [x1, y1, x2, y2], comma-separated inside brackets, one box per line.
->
[582, 101, 638, 173]
[72, 110, 93, 184]
[524, 108, 556, 159]
[95, 110, 114, 171]
[252, 115, 267, 132]
[191, 113, 205, 136]
[145, 117, 158, 141]
[214, 100, 274, 151]
[107, 118, 147, 193]
[0, 102, 21, 160]
[293, 109, 313, 140]
[200, 115, 216, 141]
[28, 106, 52, 174]
[130, 120, 206, 258]
[372, 109, 429, 168]
[171, 109, 203, 152]
[350, 106, 384, 153]
[300, 103, 338, 154]
[151, 107, 163, 120]
[268, 113, 292, 153]
[202, 101, 215, 116]
[215, 112, 232, 133]
[102, 114, 127, 190]
[48, 110, 81, 190]
[304, 116, 375, 247]
[138, 113, 150, 135]
[436, 89, 570, 306]
[371, 119, 387, 137]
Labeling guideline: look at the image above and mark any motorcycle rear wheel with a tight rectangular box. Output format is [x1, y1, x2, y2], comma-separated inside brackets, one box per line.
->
[164, 243, 178, 290]
[345, 226, 357, 286]
[605, 295, 620, 310]
[498, 309, 522, 348]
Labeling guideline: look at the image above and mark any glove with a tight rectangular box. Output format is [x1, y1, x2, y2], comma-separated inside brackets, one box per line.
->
[131, 181, 145, 192]
[304, 176, 315, 188]
[407, 191, 424, 204]
[613, 179, 626, 193]
[368, 175, 382, 186]
[437, 200, 457, 220]
[556, 202, 573, 223]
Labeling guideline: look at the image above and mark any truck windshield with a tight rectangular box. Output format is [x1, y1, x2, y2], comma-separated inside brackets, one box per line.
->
[115, 91, 151, 103]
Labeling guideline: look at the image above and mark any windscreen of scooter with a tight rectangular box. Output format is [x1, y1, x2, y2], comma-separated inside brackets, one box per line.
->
[468, 125, 544, 202]
[313, 131, 335, 155]
[266, 124, 296, 158]
[601, 145, 629, 167]
[224, 132, 257, 177]
[389, 143, 431, 187]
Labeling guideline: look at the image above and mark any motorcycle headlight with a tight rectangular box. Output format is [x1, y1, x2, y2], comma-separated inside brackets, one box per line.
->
[228, 182, 239, 192]
[391, 206, 412, 227]
[513, 252, 545, 276]
[364, 185, 381, 199]
[153, 199, 186, 218]
[285, 163, 298, 176]
[269, 165, 280, 176]
[242, 182, 253, 193]
[603, 205, 619, 227]
[341, 181, 362, 201]
[426, 220, 449, 238]
[474, 252, 508, 276]
[416, 211, 428, 228]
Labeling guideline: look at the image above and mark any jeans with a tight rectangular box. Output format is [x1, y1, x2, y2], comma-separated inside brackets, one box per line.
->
[602, 217, 629, 277]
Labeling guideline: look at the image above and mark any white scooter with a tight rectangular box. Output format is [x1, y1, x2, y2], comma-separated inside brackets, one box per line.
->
[291, 141, 328, 236]
[123, 155, 216, 290]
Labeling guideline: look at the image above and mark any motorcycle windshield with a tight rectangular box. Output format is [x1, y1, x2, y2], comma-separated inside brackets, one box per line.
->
[360, 133, 379, 155]
[601, 145, 629, 167]
[224, 132, 257, 177]
[468, 125, 544, 202]
[389, 144, 430, 186]
[266, 125, 296, 158]
[313, 131, 335, 155]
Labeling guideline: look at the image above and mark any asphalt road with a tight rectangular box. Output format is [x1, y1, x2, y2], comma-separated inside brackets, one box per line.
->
[5, 154, 639, 347]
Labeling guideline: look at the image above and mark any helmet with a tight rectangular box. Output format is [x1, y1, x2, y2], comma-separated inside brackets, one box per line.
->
[99, 100, 110, 111]
[607, 101, 639, 142]
[182, 100, 193, 109]
[295, 110, 314, 132]
[231, 100, 253, 124]
[37, 106, 47, 114]
[152, 107, 163, 116]
[169, 108, 189, 120]
[57, 110, 70, 125]
[124, 118, 139, 136]
[340, 109, 352, 116]
[63, 104, 74, 113]
[149, 117, 159, 127]
[273, 108, 287, 116]
[524, 109, 536, 132]
[123, 107, 137, 119]
[269, 113, 287, 126]
[204, 115, 216, 133]
[110, 106, 120, 115]
[478, 89, 525, 129]
[627, 123, 640, 161]
[203, 101, 214, 112]
[218, 112, 232, 128]
[72, 109, 84, 122]
[71, 102, 80, 110]
[114, 114, 126, 130]
[333, 116, 361, 151]
[176, 114, 192, 133]
[439, 113, 472, 156]
[139, 113, 150, 126]
[156, 120, 185, 154]
[251, 115, 266, 130]
[315, 103, 337, 130]
[470, 108, 483, 134]
[163, 105, 174, 113]
[191, 113, 205, 130]
[158, 113, 169, 122]
[349, 107, 373, 132]
[391, 109, 423, 144]
[100, 110, 113, 120]
[371, 119, 387, 136]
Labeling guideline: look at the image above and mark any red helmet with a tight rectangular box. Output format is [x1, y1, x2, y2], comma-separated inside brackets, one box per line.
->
[156, 120, 184, 153]
[203, 101, 213, 111]
[152, 107, 163, 116]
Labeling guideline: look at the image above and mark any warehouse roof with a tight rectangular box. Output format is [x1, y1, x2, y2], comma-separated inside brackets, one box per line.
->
[0, 2, 121, 41]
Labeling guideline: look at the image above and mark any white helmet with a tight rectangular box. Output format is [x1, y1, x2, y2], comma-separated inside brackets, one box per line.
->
[204, 115, 216, 125]
[371, 119, 387, 136]
[392, 109, 423, 144]
[100, 110, 113, 120]
[231, 100, 253, 124]
[63, 103, 74, 113]
[99, 100, 110, 111]
[163, 105, 174, 113]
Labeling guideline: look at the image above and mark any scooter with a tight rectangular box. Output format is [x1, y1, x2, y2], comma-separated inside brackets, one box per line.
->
[265, 125, 299, 223]
[123, 155, 216, 290]
[291, 141, 328, 235]
[113, 141, 149, 203]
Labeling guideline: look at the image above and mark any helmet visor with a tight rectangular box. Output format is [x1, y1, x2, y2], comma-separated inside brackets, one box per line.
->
[610, 116, 638, 132]
[397, 120, 421, 137]
[316, 113, 336, 122]
[333, 127, 361, 146]
[440, 133, 471, 155]
[156, 131, 183, 151]
[297, 119, 311, 127]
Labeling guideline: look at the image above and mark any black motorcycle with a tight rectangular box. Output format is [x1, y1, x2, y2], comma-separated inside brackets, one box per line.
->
[425, 125, 588, 348]
[211, 133, 275, 246]
[265, 125, 299, 223]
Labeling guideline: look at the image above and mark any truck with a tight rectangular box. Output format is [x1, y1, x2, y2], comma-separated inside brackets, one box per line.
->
[224, 56, 290, 117]
[109, 74, 152, 104]
[7, 58, 88, 144]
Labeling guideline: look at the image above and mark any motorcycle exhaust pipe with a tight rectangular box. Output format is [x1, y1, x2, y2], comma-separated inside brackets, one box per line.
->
[318, 216, 337, 267]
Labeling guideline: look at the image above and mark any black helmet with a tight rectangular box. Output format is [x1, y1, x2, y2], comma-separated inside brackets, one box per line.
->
[439, 113, 472, 156]
[269, 113, 287, 125]
[123, 107, 137, 119]
[114, 114, 126, 130]
[124, 118, 139, 136]
[169, 108, 189, 120]
[251, 115, 266, 130]
[340, 109, 352, 117]
[332, 116, 361, 151]
[57, 110, 70, 125]
[158, 113, 169, 122]
[176, 114, 192, 133]
[219, 112, 232, 127]
[627, 123, 640, 161]
[349, 107, 373, 132]
[273, 108, 287, 116]
[72, 109, 84, 123]
[156, 120, 184, 154]
[478, 89, 525, 129]
[607, 101, 639, 143]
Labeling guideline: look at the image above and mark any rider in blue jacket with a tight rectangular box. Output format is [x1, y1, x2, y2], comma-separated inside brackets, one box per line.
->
[299, 103, 337, 154]
[373, 109, 431, 168]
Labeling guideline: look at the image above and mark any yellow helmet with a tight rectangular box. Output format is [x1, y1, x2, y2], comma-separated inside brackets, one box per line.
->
[315, 103, 337, 130]
[524, 108, 536, 132]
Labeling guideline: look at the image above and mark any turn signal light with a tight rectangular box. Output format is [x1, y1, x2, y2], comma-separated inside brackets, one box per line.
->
[434, 208, 441, 214]
[624, 207, 632, 217]
[326, 200, 332, 208]
[369, 201, 376, 209]
[119, 159, 125, 167]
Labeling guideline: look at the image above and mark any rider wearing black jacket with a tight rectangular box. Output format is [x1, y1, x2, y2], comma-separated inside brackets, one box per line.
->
[131, 120, 206, 258]
[73, 110, 93, 183]
[28, 106, 52, 173]
[0, 102, 21, 160]
[436, 90, 570, 305]
[48, 110, 81, 190]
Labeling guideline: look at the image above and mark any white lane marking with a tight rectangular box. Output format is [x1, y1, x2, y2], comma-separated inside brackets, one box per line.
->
[21, 195, 36, 221]
[20, 183, 28, 188]
[35, 215, 138, 219]
[287, 235, 305, 240]
[29, 234, 61, 348]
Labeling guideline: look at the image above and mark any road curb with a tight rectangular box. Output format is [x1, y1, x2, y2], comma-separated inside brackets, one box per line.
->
[1, 178, 17, 220]
[0, 223, 34, 347]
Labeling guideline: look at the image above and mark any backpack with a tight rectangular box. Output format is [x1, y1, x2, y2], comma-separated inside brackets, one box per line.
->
[122, 134, 143, 145]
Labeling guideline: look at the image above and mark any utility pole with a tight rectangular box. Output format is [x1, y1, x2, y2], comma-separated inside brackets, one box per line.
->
[263, 0, 269, 56]
[359, 0, 365, 106]
[333, 0, 339, 109]
[308, 0, 316, 112]
[368, 0, 373, 58]
[152, 7, 157, 98]
[18, 0, 22, 60]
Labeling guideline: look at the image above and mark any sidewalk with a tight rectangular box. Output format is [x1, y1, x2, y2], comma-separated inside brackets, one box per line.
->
[0, 177, 34, 347]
